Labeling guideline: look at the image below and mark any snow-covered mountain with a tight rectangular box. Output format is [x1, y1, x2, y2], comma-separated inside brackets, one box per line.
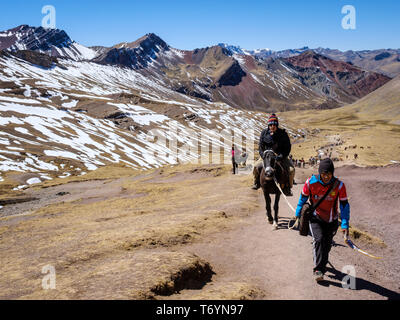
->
[1, 39, 310, 186]
[218, 42, 400, 77]
[0, 25, 97, 61]
[0, 24, 393, 188]
[218, 43, 273, 57]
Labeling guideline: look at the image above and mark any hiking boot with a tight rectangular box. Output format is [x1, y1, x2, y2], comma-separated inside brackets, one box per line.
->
[251, 184, 260, 190]
[314, 270, 324, 282]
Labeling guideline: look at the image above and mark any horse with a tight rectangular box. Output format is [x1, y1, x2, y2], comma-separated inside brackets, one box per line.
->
[259, 149, 288, 229]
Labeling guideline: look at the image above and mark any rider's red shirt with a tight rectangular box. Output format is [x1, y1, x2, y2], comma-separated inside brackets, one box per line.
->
[302, 175, 348, 223]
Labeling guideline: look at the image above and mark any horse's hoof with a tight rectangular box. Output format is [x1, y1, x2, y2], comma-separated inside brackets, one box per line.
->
[268, 219, 273, 224]
[272, 222, 278, 230]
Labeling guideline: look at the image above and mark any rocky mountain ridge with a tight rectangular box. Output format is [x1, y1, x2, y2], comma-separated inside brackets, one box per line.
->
[0, 24, 394, 111]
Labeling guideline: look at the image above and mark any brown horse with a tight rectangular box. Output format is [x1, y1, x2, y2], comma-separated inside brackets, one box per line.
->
[260, 149, 288, 229]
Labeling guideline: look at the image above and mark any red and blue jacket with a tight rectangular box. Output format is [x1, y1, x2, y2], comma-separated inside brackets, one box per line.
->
[295, 175, 350, 229]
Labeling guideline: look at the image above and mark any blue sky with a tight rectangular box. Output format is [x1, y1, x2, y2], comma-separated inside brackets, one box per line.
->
[1, 0, 399, 51]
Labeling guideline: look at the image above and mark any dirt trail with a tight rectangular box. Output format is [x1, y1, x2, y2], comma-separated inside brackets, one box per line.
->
[179, 182, 399, 299]
[0, 164, 399, 300]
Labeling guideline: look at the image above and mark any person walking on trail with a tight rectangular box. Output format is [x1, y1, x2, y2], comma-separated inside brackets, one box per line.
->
[251, 114, 295, 196]
[231, 145, 238, 174]
[293, 158, 350, 282]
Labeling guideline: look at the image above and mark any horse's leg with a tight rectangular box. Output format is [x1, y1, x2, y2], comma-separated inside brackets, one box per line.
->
[263, 189, 273, 223]
[273, 192, 281, 229]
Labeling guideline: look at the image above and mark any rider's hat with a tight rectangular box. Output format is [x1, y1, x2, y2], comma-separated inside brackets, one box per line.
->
[268, 114, 279, 126]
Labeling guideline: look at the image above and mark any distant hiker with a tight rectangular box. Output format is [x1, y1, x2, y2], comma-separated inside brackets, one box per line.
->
[293, 158, 350, 282]
[252, 114, 295, 196]
[232, 145, 238, 174]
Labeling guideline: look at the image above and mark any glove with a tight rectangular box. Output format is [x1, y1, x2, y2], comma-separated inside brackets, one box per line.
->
[342, 228, 349, 240]
[277, 154, 283, 161]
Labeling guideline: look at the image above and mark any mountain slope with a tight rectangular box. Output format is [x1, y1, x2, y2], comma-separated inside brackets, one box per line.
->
[1, 50, 312, 183]
[220, 44, 400, 77]
[160, 46, 328, 111]
[92, 33, 178, 69]
[283, 51, 391, 104]
[0, 25, 97, 61]
[0, 24, 398, 183]
[313, 48, 400, 78]
[2, 25, 392, 112]
[344, 74, 400, 122]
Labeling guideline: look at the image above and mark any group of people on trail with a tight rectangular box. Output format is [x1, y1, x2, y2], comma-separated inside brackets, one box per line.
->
[292, 157, 306, 168]
[252, 113, 351, 282]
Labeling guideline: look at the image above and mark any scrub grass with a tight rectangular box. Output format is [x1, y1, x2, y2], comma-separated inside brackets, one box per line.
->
[0, 163, 260, 299]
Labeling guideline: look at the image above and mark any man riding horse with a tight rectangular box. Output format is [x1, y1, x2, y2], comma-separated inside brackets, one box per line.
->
[252, 114, 295, 196]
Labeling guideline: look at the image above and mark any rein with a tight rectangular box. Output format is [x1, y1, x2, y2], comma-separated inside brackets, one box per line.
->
[272, 176, 296, 219]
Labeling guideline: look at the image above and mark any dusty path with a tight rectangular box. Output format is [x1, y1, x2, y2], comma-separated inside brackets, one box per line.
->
[175, 166, 400, 300]
[180, 185, 399, 299]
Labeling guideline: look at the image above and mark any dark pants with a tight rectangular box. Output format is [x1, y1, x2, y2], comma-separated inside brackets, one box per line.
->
[232, 158, 238, 174]
[309, 216, 339, 274]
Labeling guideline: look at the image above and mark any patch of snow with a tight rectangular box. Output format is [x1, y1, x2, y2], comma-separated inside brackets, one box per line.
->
[26, 177, 41, 185]
[58, 172, 71, 179]
[6, 146, 24, 151]
[72, 42, 98, 60]
[61, 100, 78, 108]
[14, 127, 31, 135]
[0, 96, 40, 104]
[13, 185, 27, 191]
[250, 73, 264, 86]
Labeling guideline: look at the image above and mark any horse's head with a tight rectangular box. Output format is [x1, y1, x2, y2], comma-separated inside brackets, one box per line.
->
[262, 149, 277, 179]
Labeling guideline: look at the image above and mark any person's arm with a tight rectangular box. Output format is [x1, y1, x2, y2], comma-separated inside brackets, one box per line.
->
[259, 130, 266, 158]
[338, 181, 350, 238]
[340, 200, 350, 229]
[279, 130, 291, 158]
[296, 194, 309, 218]
[295, 178, 311, 218]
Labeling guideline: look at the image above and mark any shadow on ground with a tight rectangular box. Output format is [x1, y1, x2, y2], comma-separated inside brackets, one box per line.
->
[317, 267, 400, 300]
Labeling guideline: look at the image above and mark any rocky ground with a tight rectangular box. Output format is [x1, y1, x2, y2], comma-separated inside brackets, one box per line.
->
[0, 162, 399, 300]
